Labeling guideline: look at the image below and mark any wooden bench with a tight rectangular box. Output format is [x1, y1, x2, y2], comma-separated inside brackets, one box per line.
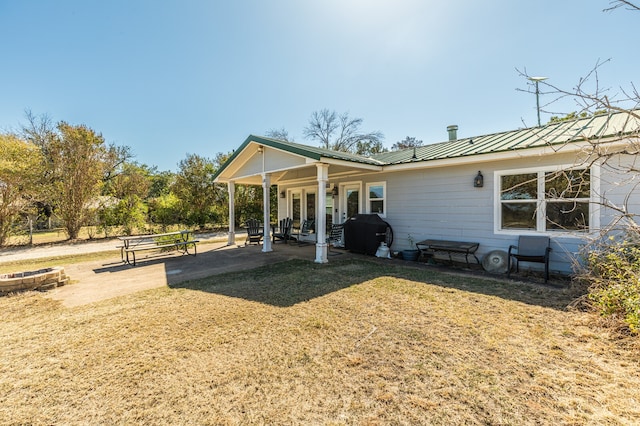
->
[415, 239, 480, 267]
[118, 231, 199, 266]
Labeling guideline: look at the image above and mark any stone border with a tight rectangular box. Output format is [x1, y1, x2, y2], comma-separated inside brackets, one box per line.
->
[0, 266, 69, 294]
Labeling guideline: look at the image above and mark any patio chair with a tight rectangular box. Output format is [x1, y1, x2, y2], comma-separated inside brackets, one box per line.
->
[293, 219, 315, 245]
[507, 235, 552, 283]
[244, 218, 263, 246]
[272, 217, 293, 244]
[327, 223, 345, 255]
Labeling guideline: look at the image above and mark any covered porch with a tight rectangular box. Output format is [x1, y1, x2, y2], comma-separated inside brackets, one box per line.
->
[213, 135, 383, 263]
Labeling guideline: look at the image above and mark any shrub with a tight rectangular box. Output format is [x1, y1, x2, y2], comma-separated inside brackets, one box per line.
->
[580, 233, 640, 333]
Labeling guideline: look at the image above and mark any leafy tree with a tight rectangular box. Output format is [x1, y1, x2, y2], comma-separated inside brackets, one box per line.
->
[49, 122, 129, 239]
[0, 134, 43, 246]
[148, 169, 175, 199]
[21, 112, 132, 239]
[148, 192, 182, 230]
[173, 153, 219, 229]
[303, 109, 384, 154]
[102, 162, 151, 235]
[391, 136, 424, 151]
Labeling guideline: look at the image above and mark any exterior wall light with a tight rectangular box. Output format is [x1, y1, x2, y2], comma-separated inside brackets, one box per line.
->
[474, 171, 484, 188]
[280, 190, 286, 198]
[332, 184, 339, 196]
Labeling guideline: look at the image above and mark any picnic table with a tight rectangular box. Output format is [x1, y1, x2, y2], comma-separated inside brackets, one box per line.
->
[415, 239, 480, 267]
[118, 230, 199, 266]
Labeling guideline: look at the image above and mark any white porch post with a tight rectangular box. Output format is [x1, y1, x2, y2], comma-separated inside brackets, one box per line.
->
[262, 173, 273, 252]
[227, 181, 235, 246]
[315, 164, 329, 263]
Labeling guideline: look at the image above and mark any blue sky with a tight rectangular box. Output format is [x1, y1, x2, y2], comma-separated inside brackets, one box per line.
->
[0, 1, 637, 171]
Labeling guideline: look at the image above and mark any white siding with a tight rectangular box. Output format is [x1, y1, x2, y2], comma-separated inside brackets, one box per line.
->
[363, 152, 638, 274]
[276, 152, 640, 275]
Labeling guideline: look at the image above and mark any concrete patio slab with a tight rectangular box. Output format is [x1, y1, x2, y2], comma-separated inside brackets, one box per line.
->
[45, 241, 332, 307]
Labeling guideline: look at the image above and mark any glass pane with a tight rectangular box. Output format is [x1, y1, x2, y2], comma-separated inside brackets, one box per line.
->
[347, 189, 359, 218]
[369, 185, 384, 199]
[545, 169, 590, 199]
[292, 193, 301, 227]
[546, 201, 589, 231]
[501, 202, 536, 229]
[501, 173, 537, 200]
[306, 193, 315, 221]
[370, 200, 384, 214]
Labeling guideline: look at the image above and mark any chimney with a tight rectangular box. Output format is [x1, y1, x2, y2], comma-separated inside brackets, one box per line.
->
[447, 125, 458, 141]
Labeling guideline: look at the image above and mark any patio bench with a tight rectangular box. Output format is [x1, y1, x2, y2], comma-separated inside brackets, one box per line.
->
[118, 230, 199, 266]
[415, 239, 480, 268]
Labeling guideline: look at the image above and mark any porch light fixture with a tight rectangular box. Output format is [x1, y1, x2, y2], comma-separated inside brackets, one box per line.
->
[332, 184, 339, 196]
[474, 171, 484, 188]
[257, 145, 264, 153]
[280, 190, 286, 198]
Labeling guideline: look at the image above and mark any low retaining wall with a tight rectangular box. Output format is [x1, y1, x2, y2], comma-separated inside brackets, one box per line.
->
[0, 266, 69, 294]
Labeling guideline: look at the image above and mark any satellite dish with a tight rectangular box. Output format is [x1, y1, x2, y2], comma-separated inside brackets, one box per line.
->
[482, 250, 510, 274]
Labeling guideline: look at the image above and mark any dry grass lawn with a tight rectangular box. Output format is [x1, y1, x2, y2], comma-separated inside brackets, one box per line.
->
[1, 259, 638, 425]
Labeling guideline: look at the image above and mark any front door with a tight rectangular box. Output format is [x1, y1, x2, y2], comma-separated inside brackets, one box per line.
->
[341, 184, 360, 223]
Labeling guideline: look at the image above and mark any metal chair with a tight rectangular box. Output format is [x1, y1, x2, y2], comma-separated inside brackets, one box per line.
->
[244, 219, 263, 246]
[507, 236, 552, 283]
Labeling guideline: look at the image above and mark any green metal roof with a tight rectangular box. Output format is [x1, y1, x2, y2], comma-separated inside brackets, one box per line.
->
[371, 111, 639, 164]
[214, 111, 639, 180]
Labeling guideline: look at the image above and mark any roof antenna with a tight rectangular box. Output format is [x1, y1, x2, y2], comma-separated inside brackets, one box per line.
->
[411, 146, 417, 159]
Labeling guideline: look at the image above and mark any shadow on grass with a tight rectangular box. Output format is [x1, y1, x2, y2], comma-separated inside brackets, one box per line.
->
[170, 257, 576, 310]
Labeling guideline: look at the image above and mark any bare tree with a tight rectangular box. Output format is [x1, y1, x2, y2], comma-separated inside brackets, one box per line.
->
[265, 127, 291, 142]
[513, 1, 640, 331]
[391, 136, 423, 151]
[604, 0, 640, 11]
[303, 109, 384, 154]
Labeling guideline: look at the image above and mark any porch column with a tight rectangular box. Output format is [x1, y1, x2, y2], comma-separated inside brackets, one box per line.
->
[227, 181, 235, 246]
[262, 173, 273, 253]
[315, 164, 329, 263]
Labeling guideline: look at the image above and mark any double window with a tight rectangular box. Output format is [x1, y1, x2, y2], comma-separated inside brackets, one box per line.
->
[497, 167, 595, 233]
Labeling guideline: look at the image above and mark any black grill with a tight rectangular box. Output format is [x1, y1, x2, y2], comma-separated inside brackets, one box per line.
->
[343, 214, 393, 255]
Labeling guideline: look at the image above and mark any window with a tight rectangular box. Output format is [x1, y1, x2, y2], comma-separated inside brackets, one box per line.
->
[366, 182, 386, 216]
[497, 167, 593, 233]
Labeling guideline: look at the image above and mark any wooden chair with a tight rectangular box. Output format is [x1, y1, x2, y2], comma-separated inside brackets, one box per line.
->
[272, 217, 293, 244]
[327, 223, 345, 254]
[293, 219, 315, 245]
[507, 236, 552, 283]
[244, 218, 263, 246]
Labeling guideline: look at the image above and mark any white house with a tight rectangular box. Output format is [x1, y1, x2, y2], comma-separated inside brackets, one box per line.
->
[213, 111, 640, 274]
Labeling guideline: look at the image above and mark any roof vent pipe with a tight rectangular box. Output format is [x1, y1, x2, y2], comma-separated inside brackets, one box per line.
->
[447, 125, 458, 141]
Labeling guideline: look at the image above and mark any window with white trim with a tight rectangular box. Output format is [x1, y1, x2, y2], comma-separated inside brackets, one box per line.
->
[498, 168, 592, 232]
[366, 182, 386, 216]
